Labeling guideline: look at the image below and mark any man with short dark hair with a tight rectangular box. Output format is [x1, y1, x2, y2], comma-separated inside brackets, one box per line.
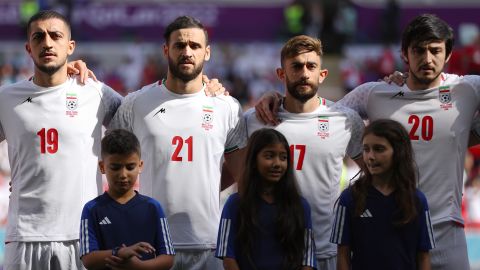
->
[1, 10, 122, 270]
[111, 16, 246, 269]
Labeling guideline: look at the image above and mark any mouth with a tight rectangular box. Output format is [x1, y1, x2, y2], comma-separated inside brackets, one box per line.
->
[40, 52, 57, 59]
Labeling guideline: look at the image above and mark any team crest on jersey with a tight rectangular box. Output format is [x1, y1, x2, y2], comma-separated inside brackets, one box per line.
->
[439, 86, 452, 110]
[201, 105, 214, 130]
[66, 93, 78, 117]
[317, 116, 329, 139]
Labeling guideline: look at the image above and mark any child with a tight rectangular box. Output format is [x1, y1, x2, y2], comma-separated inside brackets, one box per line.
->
[79, 129, 174, 270]
[216, 128, 316, 270]
[330, 119, 435, 270]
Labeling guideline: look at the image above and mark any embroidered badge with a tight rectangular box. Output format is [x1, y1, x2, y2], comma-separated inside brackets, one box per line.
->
[439, 86, 452, 111]
[201, 105, 214, 130]
[317, 116, 329, 139]
[66, 93, 78, 117]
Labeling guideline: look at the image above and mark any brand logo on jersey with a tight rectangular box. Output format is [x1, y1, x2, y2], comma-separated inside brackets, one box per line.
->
[201, 105, 214, 131]
[360, 209, 373, 218]
[317, 116, 329, 139]
[21, 97, 33, 104]
[390, 91, 404, 98]
[439, 86, 452, 110]
[99, 216, 112, 225]
[66, 93, 78, 117]
[154, 108, 166, 116]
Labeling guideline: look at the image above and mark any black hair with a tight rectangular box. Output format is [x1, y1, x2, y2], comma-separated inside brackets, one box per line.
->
[101, 129, 141, 158]
[26, 10, 71, 38]
[401, 14, 454, 58]
[163, 15, 208, 44]
[237, 128, 305, 269]
[352, 119, 418, 226]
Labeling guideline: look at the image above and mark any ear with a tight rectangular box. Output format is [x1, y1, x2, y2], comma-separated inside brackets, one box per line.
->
[98, 161, 105, 174]
[276, 67, 285, 82]
[67, 40, 75, 56]
[163, 43, 168, 58]
[25, 42, 32, 57]
[445, 51, 452, 64]
[401, 51, 408, 64]
[204, 45, 211, 61]
[318, 69, 328, 84]
[138, 160, 144, 173]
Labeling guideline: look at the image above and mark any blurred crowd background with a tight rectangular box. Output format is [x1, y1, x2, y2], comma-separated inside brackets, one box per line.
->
[1, 0, 480, 268]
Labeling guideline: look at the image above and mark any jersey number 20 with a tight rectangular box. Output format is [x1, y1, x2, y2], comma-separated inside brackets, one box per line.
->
[408, 115, 433, 141]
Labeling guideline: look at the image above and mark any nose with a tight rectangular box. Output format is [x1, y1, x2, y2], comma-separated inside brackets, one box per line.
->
[425, 51, 433, 64]
[43, 35, 54, 49]
[119, 168, 128, 179]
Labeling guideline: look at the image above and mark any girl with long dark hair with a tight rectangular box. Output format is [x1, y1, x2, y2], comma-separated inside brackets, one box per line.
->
[216, 128, 316, 270]
[330, 119, 435, 270]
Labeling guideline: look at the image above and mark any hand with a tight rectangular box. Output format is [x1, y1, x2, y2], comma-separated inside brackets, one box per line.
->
[67, 60, 97, 84]
[117, 242, 155, 259]
[382, 71, 408, 86]
[254, 91, 283, 125]
[203, 75, 229, 96]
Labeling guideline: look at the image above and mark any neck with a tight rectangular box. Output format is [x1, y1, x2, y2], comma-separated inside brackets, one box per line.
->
[406, 73, 443, 91]
[164, 72, 204, 94]
[283, 94, 320, 113]
[260, 182, 276, 203]
[107, 189, 136, 204]
[33, 65, 69, 87]
[371, 174, 394, 196]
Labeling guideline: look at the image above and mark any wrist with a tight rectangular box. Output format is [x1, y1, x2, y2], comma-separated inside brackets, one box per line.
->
[112, 246, 122, 257]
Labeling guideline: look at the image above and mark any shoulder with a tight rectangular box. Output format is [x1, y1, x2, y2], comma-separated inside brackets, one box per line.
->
[138, 193, 166, 212]
[330, 103, 363, 119]
[83, 194, 107, 212]
[414, 189, 429, 208]
[212, 94, 243, 112]
[0, 79, 31, 96]
[338, 187, 354, 205]
[300, 196, 311, 212]
[351, 81, 386, 93]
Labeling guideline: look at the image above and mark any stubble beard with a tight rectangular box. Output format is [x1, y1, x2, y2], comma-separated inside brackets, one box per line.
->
[168, 56, 204, 83]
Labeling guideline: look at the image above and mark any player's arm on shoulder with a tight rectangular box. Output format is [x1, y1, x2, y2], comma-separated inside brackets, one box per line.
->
[67, 59, 97, 84]
[109, 92, 137, 132]
[99, 84, 123, 128]
[336, 82, 378, 119]
[417, 251, 431, 270]
[337, 245, 351, 270]
[254, 91, 283, 125]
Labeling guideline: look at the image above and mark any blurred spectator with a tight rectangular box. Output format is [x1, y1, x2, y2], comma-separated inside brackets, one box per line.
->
[381, 0, 400, 45]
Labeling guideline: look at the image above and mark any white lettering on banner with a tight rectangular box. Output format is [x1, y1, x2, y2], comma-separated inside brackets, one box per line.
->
[72, 4, 219, 28]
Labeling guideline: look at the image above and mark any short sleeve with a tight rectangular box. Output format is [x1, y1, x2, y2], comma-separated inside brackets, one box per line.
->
[416, 191, 436, 251]
[99, 84, 122, 127]
[225, 97, 247, 153]
[336, 82, 378, 119]
[301, 198, 317, 269]
[215, 193, 240, 259]
[79, 202, 100, 257]
[109, 91, 138, 132]
[330, 189, 353, 245]
[332, 104, 365, 159]
[152, 199, 175, 255]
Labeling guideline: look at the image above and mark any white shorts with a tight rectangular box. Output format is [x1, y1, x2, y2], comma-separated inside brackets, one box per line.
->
[172, 249, 222, 270]
[316, 255, 336, 270]
[4, 241, 85, 270]
[430, 222, 470, 270]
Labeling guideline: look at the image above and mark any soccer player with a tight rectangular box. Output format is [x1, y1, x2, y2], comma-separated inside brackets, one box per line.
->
[256, 14, 479, 269]
[110, 16, 246, 269]
[244, 35, 363, 269]
[0, 10, 122, 270]
[80, 129, 175, 270]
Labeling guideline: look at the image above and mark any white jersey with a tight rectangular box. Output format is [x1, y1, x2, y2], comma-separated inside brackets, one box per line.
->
[337, 73, 480, 225]
[110, 81, 247, 250]
[0, 77, 122, 242]
[244, 98, 364, 258]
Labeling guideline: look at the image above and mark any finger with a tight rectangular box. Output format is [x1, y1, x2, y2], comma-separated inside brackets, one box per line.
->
[88, 70, 98, 82]
[202, 74, 210, 84]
